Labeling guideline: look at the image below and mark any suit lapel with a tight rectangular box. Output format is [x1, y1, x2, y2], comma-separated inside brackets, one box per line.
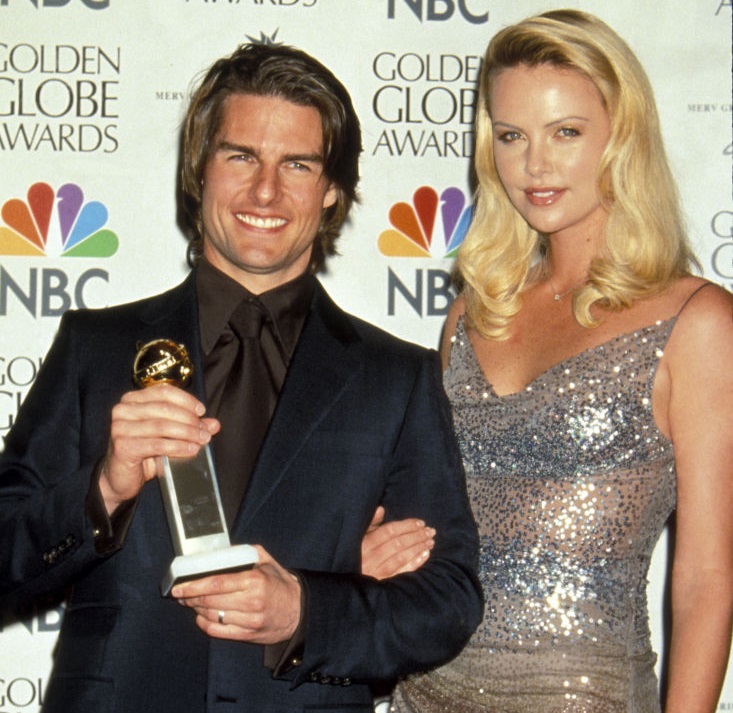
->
[233, 283, 362, 532]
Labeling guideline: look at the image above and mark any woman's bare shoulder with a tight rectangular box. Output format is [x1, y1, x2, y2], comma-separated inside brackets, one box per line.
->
[662, 278, 733, 386]
[673, 277, 733, 333]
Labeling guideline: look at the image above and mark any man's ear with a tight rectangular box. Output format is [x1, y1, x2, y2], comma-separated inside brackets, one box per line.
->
[322, 182, 338, 210]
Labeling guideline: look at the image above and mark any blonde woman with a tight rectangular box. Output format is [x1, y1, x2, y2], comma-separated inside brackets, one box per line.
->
[364, 10, 732, 712]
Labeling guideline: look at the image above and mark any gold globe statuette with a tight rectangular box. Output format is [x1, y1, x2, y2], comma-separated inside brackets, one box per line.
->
[133, 339, 193, 390]
[130, 337, 257, 595]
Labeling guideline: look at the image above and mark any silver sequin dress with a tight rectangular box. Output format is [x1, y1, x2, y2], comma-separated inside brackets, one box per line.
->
[391, 316, 677, 713]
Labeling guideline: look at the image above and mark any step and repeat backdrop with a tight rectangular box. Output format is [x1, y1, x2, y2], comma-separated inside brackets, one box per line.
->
[1, 1, 731, 711]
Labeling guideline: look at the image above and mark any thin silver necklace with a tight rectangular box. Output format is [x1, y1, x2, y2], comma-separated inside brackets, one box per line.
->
[548, 276, 588, 301]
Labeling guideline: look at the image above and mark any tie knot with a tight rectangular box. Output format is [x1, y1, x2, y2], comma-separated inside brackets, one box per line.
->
[229, 298, 266, 340]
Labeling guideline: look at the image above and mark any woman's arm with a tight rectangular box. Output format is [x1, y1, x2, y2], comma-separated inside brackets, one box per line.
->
[661, 284, 733, 712]
[361, 295, 466, 579]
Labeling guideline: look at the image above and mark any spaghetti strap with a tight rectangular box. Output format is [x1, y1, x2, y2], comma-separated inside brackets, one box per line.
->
[676, 281, 715, 318]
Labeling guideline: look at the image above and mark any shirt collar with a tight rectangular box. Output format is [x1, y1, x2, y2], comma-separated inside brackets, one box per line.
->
[196, 258, 315, 357]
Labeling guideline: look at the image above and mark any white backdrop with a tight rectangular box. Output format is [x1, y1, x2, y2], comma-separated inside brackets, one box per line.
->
[1, 1, 731, 711]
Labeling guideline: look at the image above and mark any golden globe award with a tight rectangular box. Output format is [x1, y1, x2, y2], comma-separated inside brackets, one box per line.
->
[133, 339, 258, 596]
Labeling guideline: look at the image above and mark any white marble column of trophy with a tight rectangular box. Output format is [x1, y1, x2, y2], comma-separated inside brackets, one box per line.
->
[133, 339, 258, 595]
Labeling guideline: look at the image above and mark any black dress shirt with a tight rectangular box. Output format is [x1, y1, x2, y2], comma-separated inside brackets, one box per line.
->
[196, 257, 314, 520]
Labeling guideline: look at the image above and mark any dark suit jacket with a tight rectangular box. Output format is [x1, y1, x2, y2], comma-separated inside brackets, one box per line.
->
[0, 273, 482, 713]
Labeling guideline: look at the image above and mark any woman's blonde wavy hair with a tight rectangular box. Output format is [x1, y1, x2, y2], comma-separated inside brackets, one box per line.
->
[459, 9, 699, 339]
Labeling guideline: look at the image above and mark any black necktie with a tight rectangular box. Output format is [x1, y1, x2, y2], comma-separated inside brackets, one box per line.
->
[213, 297, 287, 527]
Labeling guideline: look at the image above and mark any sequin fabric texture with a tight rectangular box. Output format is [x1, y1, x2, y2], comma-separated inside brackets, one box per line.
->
[392, 317, 677, 713]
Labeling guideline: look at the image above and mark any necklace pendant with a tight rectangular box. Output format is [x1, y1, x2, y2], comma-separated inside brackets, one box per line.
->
[554, 293, 562, 301]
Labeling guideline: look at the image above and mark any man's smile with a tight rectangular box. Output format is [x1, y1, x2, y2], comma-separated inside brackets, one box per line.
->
[234, 212, 289, 229]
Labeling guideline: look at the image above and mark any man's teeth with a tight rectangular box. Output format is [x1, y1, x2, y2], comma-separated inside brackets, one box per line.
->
[236, 214, 287, 228]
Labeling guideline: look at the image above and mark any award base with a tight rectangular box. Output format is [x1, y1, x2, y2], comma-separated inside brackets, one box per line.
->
[161, 544, 259, 596]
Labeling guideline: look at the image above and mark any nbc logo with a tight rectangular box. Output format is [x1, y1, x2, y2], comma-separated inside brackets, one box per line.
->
[378, 185, 472, 259]
[0, 182, 118, 258]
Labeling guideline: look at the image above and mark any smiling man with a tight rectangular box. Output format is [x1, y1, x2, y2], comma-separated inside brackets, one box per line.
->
[200, 93, 338, 291]
[0, 43, 482, 713]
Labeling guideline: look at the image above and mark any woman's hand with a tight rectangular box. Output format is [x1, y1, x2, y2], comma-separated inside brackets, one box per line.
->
[361, 506, 435, 580]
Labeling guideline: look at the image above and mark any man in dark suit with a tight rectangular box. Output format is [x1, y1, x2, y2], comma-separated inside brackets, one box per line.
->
[0, 43, 482, 712]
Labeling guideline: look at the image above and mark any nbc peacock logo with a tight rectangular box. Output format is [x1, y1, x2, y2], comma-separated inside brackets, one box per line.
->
[0, 182, 118, 258]
[378, 185, 472, 259]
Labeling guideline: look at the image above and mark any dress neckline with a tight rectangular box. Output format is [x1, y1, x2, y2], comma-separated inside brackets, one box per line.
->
[456, 315, 676, 399]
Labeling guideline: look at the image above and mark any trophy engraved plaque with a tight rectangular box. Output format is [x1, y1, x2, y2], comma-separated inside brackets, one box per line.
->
[133, 339, 258, 595]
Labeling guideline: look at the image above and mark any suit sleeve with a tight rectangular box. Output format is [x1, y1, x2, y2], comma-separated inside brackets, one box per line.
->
[0, 311, 112, 603]
[287, 349, 483, 685]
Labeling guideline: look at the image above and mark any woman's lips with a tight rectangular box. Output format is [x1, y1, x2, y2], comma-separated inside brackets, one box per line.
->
[524, 188, 566, 206]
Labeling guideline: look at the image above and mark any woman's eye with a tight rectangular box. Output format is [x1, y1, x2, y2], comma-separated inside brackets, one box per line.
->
[558, 127, 580, 138]
[497, 131, 521, 143]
